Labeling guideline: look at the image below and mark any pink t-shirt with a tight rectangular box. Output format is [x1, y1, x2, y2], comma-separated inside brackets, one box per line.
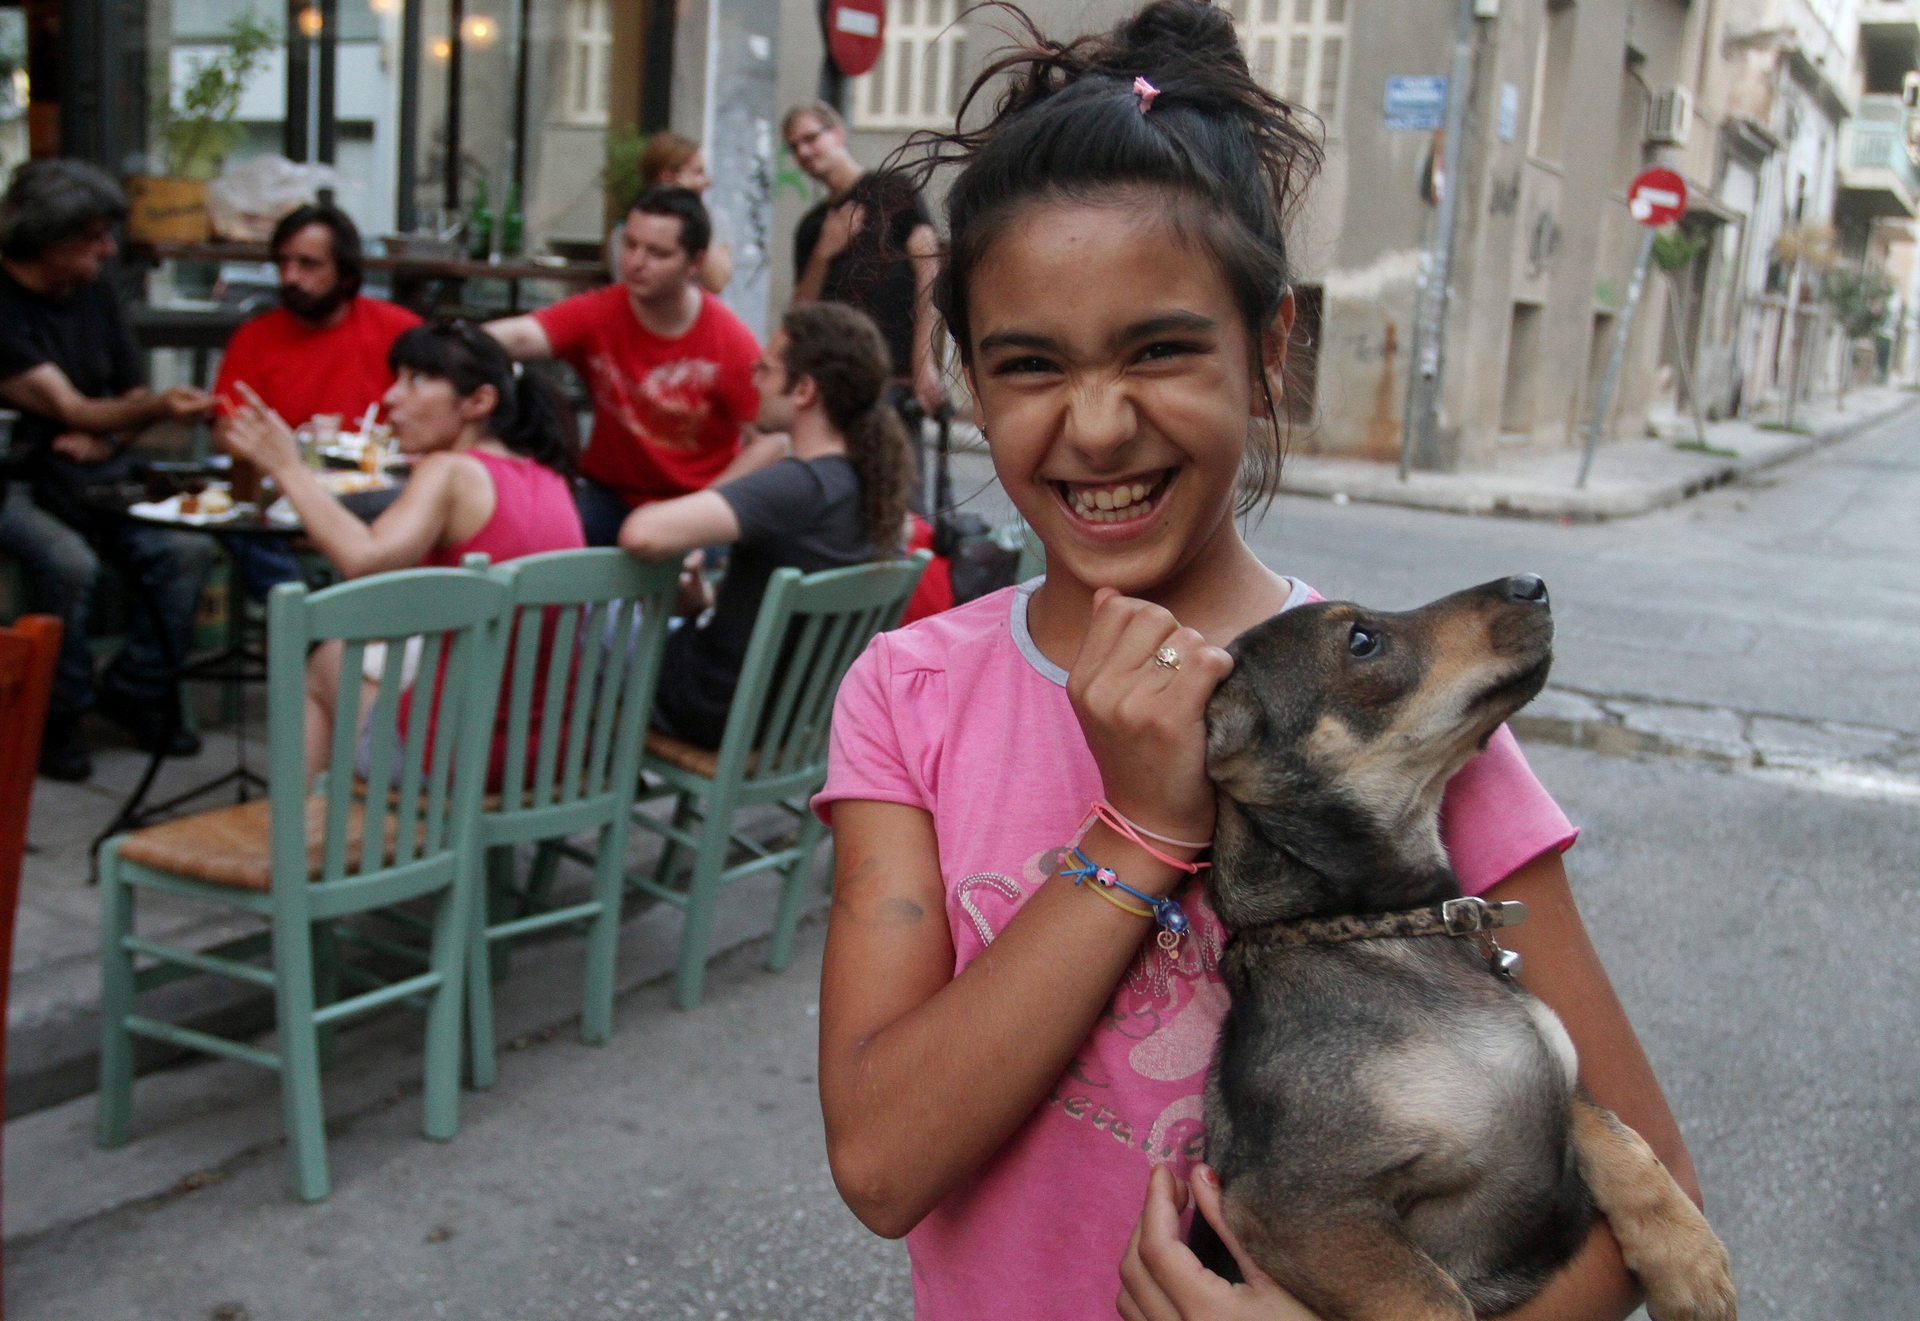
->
[813, 577, 1579, 1321]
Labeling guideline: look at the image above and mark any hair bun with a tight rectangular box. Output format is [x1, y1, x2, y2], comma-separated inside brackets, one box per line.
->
[1110, 0, 1246, 74]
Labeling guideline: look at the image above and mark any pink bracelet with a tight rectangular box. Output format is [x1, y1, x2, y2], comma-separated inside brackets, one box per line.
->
[1086, 801, 1211, 875]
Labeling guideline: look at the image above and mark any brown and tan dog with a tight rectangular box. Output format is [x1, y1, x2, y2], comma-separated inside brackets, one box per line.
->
[1196, 575, 1735, 1321]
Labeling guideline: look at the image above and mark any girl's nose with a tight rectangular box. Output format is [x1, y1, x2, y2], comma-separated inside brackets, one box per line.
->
[1060, 380, 1138, 461]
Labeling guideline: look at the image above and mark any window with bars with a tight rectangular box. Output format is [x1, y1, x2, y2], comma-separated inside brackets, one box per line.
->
[563, 0, 611, 125]
[1229, 0, 1347, 129]
[849, 0, 968, 132]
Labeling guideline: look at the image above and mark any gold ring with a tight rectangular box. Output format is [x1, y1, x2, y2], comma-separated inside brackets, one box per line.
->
[1153, 647, 1181, 670]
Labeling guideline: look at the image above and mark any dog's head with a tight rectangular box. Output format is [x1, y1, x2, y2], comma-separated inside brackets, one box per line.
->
[1203, 575, 1554, 929]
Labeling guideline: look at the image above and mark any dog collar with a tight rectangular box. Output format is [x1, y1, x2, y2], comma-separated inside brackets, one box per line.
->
[1231, 896, 1528, 977]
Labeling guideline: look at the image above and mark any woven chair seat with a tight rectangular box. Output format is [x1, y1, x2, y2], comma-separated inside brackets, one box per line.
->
[116, 797, 430, 890]
[644, 730, 723, 780]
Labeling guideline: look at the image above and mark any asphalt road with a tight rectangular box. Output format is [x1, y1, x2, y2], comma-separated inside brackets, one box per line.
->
[11, 417, 1916, 1319]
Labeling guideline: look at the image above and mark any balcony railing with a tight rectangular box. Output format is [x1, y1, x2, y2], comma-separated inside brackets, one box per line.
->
[1840, 103, 1920, 217]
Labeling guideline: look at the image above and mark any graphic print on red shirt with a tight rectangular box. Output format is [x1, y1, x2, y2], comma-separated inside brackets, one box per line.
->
[533, 284, 760, 506]
[212, 296, 423, 427]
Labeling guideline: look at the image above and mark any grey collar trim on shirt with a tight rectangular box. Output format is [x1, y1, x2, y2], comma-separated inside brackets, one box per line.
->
[1009, 573, 1312, 688]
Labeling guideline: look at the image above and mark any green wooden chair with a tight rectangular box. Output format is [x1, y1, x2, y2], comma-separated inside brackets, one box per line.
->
[464, 549, 680, 1088]
[633, 553, 930, 1008]
[95, 567, 508, 1201]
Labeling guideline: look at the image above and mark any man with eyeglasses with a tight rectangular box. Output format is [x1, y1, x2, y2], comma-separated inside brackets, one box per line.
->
[783, 101, 947, 495]
[486, 185, 783, 545]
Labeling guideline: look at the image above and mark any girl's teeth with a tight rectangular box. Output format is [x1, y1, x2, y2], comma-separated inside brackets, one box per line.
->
[1095, 490, 1115, 510]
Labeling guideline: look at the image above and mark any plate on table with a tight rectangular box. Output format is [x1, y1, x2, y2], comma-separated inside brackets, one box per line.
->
[317, 470, 396, 496]
[128, 488, 248, 525]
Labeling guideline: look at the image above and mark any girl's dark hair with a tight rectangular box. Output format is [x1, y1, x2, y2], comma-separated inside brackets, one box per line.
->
[913, 0, 1321, 510]
[779, 302, 914, 558]
[387, 320, 577, 477]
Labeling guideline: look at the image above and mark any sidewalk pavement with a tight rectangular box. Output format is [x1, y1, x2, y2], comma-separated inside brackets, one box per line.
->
[1275, 385, 1920, 520]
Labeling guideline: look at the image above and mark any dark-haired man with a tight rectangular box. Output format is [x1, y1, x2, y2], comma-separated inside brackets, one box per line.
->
[0, 160, 218, 779]
[486, 185, 783, 545]
[212, 204, 420, 599]
[213, 204, 422, 446]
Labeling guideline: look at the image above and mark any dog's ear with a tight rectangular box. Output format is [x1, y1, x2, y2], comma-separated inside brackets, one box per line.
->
[1205, 678, 1267, 800]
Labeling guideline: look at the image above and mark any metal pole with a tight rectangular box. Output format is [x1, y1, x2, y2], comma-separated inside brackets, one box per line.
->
[444, 0, 463, 213]
[1399, 0, 1477, 480]
[1578, 227, 1656, 488]
[510, 0, 532, 197]
[1665, 276, 1710, 448]
[317, 0, 339, 164]
[284, 0, 310, 161]
[397, 0, 422, 231]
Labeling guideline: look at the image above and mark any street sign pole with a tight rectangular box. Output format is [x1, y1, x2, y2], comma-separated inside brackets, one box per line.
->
[1578, 166, 1688, 489]
[1579, 227, 1655, 489]
[1399, 0, 1478, 481]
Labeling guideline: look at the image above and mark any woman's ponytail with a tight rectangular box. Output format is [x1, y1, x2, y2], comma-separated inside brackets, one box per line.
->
[501, 365, 578, 478]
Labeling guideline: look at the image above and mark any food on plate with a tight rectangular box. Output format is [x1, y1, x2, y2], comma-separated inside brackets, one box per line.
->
[198, 488, 235, 515]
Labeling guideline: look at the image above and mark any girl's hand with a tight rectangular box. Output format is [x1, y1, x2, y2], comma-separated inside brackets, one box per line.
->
[1119, 1165, 1318, 1321]
[222, 382, 302, 477]
[1067, 588, 1232, 845]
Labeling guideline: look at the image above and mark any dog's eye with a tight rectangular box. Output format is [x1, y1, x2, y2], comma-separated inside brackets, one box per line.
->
[1348, 626, 1383, 658]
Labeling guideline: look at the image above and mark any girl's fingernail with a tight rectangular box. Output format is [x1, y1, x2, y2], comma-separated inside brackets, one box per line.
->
[1198, 1165, 1220, 1187]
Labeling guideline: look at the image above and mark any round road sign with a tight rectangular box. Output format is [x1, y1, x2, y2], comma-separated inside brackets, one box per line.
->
[828, 0, 886, 79]
[1627, 167, 1688, 227]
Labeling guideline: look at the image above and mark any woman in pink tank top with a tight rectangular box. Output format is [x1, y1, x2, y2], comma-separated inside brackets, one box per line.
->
[223, 319, 584, 774]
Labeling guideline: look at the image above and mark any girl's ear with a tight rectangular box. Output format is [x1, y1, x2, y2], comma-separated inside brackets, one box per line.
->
[1252, 291, 1297, 420]
[461, 382, 499, 424]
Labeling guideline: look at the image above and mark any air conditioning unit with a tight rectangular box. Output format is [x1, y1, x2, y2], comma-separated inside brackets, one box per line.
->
[1646, 85, 1693, 147]
[1903, 70, 1920, 110]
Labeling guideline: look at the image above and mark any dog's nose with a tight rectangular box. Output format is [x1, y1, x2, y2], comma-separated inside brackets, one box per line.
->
[1506, 574, 1549, 605]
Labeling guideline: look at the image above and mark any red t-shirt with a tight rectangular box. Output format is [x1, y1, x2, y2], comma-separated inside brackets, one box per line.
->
[213, 296, 423, 426]
[533, 285, 760, 506]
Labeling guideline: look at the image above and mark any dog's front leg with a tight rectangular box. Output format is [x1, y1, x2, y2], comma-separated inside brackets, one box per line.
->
[1222, 1195, 1474, 1321]
[1570, 1097, 1736, 1321]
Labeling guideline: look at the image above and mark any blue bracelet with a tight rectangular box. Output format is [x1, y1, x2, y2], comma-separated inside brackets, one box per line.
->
[1060, 848, 1190, 942]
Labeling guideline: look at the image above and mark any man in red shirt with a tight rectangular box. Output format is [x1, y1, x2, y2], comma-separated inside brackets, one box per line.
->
[486, 186, 781, 544]
[214, 204, 421, 435]
[212, 204, 420, 593]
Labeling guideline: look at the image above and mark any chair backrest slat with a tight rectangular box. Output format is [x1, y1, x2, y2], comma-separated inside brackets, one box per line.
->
[484, 550, 682, 823]
[267, 569, 507, 900]
[715, 554, 929, 787]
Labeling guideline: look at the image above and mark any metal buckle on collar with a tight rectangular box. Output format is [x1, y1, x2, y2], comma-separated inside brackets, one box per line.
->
[1442, 897, 1526, 979]
[1442, 896, 1490, 935]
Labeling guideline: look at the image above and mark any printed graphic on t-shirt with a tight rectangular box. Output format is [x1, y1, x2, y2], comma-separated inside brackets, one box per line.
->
[585, 352, 722, 453]
[957, 844, 1227, 1169]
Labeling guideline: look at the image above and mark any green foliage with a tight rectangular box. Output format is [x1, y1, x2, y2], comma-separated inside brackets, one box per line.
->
[603, 128, 646, 210]
[156, 15, 277, 180]
[1651, 227, 1707, 273]
[1822, 267, 1896, 341]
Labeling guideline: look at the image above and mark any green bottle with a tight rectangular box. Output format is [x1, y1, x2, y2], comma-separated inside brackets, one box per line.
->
[500, 181, 524, 258]
[466, 178, 493, 261]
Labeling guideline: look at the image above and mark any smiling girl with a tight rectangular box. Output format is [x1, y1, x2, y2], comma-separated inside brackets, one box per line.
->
[811, 4, 1703, 1320]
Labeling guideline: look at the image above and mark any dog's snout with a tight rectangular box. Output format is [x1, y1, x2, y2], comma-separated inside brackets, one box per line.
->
[1506, 574, 1549, 606]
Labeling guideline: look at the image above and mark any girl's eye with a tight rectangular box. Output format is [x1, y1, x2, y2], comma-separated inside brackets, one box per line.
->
[1348, 626, 1383, 659]
[993, 356, 1059, 377]
[1138, 340, 1201, 363]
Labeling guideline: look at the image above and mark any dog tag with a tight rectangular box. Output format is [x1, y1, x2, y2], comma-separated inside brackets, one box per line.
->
[1158, 929, 1183, 953]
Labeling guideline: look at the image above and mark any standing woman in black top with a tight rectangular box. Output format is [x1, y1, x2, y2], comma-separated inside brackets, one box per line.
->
[619, 301, 915, 749]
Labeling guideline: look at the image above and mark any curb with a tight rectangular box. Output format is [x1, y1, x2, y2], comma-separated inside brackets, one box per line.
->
[1278, 394, 1920, 521]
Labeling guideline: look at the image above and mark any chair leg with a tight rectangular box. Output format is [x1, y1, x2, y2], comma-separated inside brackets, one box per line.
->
[271, 918, 331, 1201]
[768, 809, 828, 973]
[312, 921, 340, 1071]
[650, 791, 698, 891]
[421, 868, 471, 1142]
[484, 846, 518, 984]
[672, 796, 734, 1010]
[465, 869, 499, 1092]
[94, 845, 137, 1149]
[525, 840, 562, 910]
[579, 820, 626, 1045]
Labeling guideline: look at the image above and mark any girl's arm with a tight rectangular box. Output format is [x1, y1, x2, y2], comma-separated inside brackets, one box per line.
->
[819, 592, 1231, 1239]
[223, 389, 487, 579]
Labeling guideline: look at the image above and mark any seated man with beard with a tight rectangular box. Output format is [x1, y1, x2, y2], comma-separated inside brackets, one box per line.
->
[212, 204, 422, 595]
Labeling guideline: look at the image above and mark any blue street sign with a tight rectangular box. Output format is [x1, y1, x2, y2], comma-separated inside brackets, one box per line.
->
[1385, 75, 1448, 131]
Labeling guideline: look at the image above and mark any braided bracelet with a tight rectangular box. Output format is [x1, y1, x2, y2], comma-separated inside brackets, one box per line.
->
[1060, 847, 1190, 950]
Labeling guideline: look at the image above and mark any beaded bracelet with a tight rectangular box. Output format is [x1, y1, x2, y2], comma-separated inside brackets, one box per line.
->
[1059, 847, 1190, 951]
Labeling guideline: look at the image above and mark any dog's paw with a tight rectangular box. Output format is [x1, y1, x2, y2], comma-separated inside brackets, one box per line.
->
[1623, 1210, 1736, 1321]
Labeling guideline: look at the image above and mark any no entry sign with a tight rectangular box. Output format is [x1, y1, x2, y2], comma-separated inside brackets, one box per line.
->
[1627, 167, 1687, 227]
[827, 0, 886, 78]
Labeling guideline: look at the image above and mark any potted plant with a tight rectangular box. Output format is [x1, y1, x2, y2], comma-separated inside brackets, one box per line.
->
[129, 14, 275, 243]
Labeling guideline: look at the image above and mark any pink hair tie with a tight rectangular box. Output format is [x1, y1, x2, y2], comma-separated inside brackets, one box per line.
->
[1083, 800, 1210, 874]
[1133, 76, 1160, 113]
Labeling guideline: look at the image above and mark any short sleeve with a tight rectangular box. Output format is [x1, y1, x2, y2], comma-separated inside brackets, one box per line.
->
[717, 459, 815, 546]
[531, 288, 603, 363]
[1438, 725, 1578, 896]
[104, 293, 144, 393]
[812, 633, 928, 824]
[0, 301, 44, 382]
